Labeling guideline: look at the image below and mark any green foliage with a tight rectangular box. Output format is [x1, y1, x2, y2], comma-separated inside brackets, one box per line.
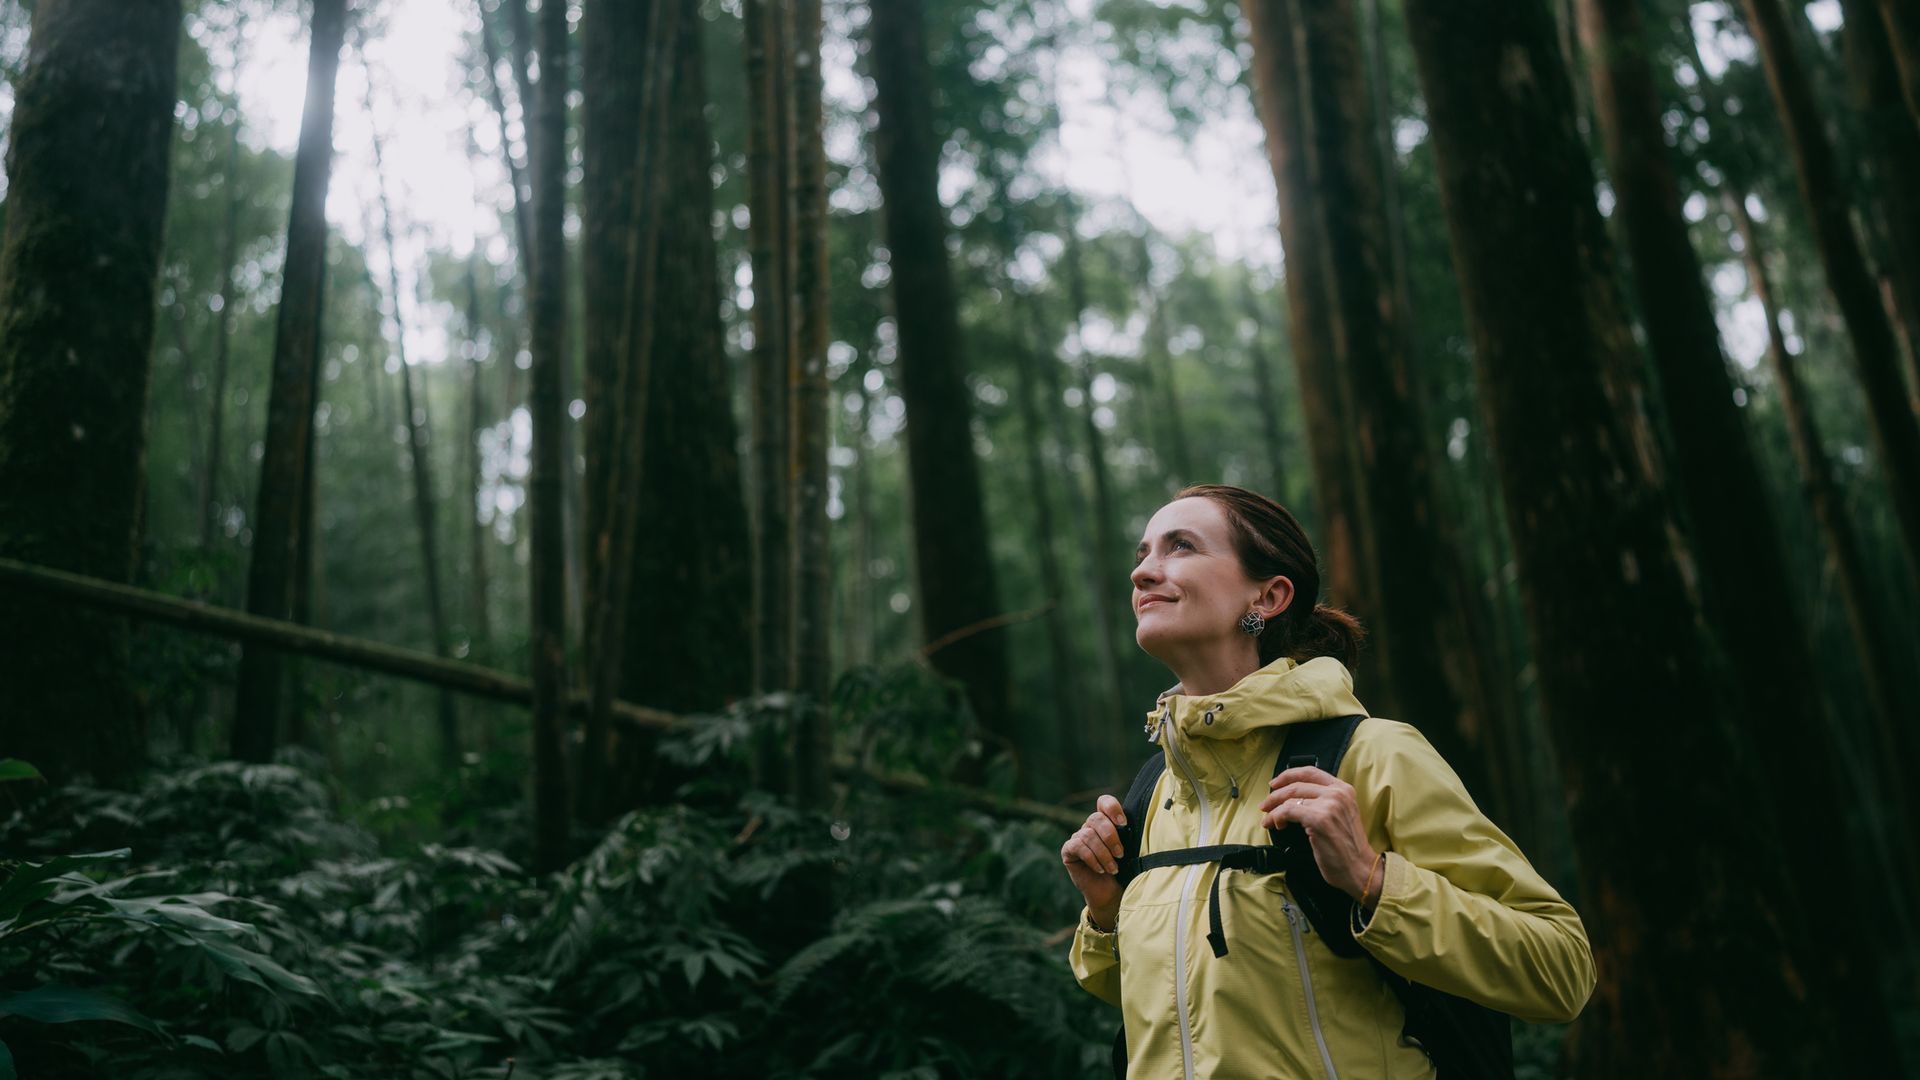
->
[0, 682, 1113, 1079]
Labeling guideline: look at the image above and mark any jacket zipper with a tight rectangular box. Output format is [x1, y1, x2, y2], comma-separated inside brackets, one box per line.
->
[1158, 707, 1209, 1080]
[1282, 895, 1341, 1080]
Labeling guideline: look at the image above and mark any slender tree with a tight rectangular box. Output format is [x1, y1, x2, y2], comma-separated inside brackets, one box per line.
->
[744, 0, 795, 731]
[789, 0, 834, 807]
[200, 124, 242, 552]
[866, 0, 1014, 779]
[366, 75, 460, 764]
[1726, 190, 1920, 893]
[477, 0, 533, 273]
[526, 0, 572, 871]
[1577, 0, 1837, 773]
[0, 0, 181, 785]
[1230, 276, 1292, 489]
[1133, 232, 1196, 487]
[462, 259, 493, 649]
[983, 162, 1087, 794]
[1400, 0, 1904, 1071]
[1837, 0, 1920, 395]
[1878, 0, 1920, 127]
[232, 0, 348, 762]
[1740, 0, 1920, 591]
[1054, 197, 1130, 773]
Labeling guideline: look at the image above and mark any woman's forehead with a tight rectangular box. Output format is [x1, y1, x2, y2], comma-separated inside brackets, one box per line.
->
[1141, 497, 1228, 542]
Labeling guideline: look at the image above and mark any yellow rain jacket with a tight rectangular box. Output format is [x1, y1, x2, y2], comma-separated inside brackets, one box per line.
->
[1070, 656, 1594, 1079]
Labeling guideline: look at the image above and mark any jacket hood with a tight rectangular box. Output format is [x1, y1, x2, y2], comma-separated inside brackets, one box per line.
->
[1146, 656, 1367, 795]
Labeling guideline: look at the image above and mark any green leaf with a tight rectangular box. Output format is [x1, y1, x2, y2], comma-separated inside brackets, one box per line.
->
[0, 984, 162, 1036]
[190, 935, 328, 1002]
[0, 760, 41, 783]
[0, 850, 130, 919]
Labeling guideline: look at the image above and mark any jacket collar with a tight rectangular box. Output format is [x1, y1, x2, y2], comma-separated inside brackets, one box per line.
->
[1145, 656, 1367, 795]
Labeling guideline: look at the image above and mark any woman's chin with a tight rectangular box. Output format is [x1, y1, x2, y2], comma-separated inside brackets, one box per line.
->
[1134, 623, 1178, 660]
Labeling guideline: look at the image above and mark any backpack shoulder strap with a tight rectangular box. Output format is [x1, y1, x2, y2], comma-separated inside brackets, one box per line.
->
[1113, 753, 1166, 890]
[1270, 714, 1372, 955]
[1277, 713, 1369, 776]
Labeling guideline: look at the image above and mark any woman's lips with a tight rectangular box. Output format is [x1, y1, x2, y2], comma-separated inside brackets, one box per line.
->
[1138, 596, 1174, 610]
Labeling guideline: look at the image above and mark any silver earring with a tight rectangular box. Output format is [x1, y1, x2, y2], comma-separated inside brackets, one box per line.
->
[1239, 610, 1266, 635]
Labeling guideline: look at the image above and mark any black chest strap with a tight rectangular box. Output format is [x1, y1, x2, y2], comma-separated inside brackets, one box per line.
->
[1137, 842, 1292, 957]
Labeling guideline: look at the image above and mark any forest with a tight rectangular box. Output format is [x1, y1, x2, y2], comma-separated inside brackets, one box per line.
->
[1, 0, 1918, 1075]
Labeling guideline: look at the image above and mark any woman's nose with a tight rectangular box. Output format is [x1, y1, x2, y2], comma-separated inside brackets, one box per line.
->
[1130, 557, 1159, 590]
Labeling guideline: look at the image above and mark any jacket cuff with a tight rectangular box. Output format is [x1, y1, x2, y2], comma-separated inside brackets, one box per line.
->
[1351, 850, 1409, 942]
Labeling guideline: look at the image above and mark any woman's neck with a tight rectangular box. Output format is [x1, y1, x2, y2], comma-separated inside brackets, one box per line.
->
[1167, 646, 1262, 699]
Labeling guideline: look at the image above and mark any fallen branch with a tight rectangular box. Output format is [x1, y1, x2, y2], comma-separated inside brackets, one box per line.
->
[0, 558, 1082, 828]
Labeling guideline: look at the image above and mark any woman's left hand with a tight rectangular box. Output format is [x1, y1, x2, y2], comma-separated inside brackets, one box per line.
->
[1261, 765, 1381, 903]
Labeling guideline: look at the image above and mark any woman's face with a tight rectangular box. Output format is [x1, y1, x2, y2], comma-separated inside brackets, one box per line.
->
[1130, 497, 1292, 667]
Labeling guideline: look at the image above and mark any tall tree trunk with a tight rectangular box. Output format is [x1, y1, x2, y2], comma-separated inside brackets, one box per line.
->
[0, 0, 180, 786]
[505, 0, 583, 657]
[1838, 0, 1920, 398]
[367, 95, 460, 766]
[581, 0, 750, 817]
[1741, 0, 1920, 592]
[1261, 0, 1512, 816]
[1241, 0, 1373, 626]
[866, 0, 1013, 781]
[744, 0, 794, 738]
[1400, 0, 1901, 1072]
[789, 0, 833, 809]
[1728, 188, 1920, 906]
[463, 260, 493, 650]
[233, 0, 346, 763]
[527, 0, 573, 872]
[1877, 0, 1920, 128]
[200, 124, 241, 552]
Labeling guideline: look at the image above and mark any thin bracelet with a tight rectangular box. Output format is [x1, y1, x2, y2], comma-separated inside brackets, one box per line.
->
[1361, 852, 1385, 908]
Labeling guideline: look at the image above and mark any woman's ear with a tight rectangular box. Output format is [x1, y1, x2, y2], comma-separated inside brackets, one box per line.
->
[1257, 575, 1295, 620]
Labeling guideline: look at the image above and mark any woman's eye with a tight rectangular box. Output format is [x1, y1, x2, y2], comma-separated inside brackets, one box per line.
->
[1172, 538, 1192, 551]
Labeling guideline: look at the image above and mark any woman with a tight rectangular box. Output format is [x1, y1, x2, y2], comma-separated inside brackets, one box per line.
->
[1061, 484, 1594, 1079]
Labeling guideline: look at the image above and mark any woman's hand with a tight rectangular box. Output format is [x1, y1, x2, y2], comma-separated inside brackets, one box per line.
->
[1061, 794, 1127, 930]
[1262, 765, 1382, 903]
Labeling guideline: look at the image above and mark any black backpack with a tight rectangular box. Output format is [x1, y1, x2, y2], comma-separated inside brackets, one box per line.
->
[1107, 714, 1514, 1080]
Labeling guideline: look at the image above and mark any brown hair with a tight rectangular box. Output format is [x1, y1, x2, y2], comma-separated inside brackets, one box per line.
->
[1175, 483, 1368, 669]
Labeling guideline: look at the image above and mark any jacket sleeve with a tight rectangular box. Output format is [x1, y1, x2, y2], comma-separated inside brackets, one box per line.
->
[1345, 719, 1596, 1023]
[1068, 906, 1123, 1007]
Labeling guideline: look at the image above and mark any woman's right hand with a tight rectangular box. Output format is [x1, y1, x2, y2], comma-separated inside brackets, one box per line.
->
[1061, 794, 1128, 930]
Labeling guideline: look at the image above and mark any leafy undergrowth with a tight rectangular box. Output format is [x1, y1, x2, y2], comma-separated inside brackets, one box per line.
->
[0, 676, 1114, 1079]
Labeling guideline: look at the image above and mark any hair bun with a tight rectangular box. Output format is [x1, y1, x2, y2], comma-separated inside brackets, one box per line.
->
[1292, 603, 1367, 669]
